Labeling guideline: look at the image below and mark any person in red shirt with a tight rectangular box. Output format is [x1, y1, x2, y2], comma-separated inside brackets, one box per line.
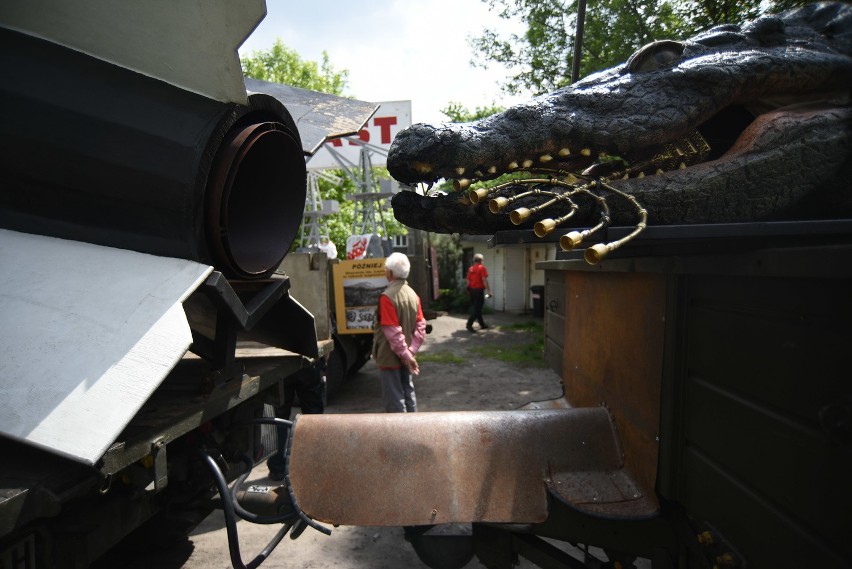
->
[466, 253, 491, 332]
[372, 252, 427, 412]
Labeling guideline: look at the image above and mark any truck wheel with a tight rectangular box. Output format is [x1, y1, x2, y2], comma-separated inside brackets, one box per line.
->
[325, 346, 346, 399]
[347, 336, 373, 375]
[348, 351, 370, 374]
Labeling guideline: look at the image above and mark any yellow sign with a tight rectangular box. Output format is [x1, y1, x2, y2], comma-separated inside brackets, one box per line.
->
[332, 259, 387, 334]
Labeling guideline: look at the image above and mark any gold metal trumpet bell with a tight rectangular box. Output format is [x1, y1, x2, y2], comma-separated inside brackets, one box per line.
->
[454, 178, 472, 192]
[583, 243, 610, 265]
[510, 207, 531, 225]
[559, 231, 584, 251]
[534, 218, 556, 238]
[489, 197, 509, 214]
[468, 187, 488, 203]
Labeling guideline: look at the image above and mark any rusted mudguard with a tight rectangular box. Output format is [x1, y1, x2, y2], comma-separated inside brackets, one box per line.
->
[288, 408, 658, 526]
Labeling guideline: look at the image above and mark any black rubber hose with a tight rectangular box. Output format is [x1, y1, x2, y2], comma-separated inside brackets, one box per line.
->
[237, 417, 332, 536]
[230, 455, 299, 525]
[200, 451, 293, 569]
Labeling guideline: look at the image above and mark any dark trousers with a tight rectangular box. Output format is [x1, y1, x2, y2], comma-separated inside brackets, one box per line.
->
[467, 288, 486, 328]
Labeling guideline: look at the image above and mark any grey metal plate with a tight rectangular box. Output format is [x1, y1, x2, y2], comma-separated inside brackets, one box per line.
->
[0, 229, 212, 464]
[245, 78, 378, 155]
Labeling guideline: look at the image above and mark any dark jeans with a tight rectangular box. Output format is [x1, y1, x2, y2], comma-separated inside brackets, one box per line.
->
[467, 288, 486, 328]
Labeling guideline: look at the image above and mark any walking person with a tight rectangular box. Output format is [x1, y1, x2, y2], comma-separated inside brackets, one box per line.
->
[466, 253, 491, 332]
[373, 252, 427, 412]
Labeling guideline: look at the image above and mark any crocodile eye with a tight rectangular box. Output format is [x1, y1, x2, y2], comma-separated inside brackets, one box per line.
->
[626, 40, 685, 72]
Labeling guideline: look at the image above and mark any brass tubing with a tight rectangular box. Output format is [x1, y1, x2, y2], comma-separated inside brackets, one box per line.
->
[534, 202, 579, 238]
[582, 181, 649, 264]
[509, 191, 567, 225]
[559, 187, 610, 252]
[488, 187, 555, 214]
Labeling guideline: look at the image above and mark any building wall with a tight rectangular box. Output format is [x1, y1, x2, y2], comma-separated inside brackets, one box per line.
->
[461, 239, 557, 314]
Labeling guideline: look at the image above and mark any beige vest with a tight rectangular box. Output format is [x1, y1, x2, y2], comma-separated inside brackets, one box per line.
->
[372, 279, 419, 368]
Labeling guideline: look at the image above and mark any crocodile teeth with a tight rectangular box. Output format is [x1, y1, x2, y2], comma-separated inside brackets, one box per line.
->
[580, 148, 592, 157]
[454, 167, 465, 176]
[558, 148, 571, 157]
[508, 161, 519, 170]
[474, 170, 484, 178]
[487, 165, 497, 174]
[539, 154, 553, 163]
[522, 159, 533, 168]
[414, 162, 433, 174]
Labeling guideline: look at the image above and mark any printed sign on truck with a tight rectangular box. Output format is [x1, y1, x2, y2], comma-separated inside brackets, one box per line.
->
[332, 259, 388, 334]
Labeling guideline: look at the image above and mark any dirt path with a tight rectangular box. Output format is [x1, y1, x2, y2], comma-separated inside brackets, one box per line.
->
[330, 310, 565, 414]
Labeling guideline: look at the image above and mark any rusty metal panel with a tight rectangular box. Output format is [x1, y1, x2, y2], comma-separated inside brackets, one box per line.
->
[562, 271, 666, 501]
[289, 408, 640, 526]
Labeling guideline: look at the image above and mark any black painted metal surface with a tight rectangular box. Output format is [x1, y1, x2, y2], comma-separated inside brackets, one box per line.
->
[0, 27, 306, 278]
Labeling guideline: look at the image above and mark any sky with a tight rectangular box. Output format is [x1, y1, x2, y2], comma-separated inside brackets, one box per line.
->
[238, 0, 531, 125]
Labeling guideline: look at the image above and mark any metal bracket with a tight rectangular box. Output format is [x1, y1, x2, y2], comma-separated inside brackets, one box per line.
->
[151, 438, 168, 493]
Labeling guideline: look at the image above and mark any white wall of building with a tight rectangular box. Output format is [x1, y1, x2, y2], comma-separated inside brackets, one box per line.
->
[461, 240, 558, 314]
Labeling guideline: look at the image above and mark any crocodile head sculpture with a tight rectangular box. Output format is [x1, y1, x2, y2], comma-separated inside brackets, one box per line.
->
[388, 2, 852, 254]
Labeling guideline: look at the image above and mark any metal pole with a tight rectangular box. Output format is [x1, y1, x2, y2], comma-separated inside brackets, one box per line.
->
[571, 0, 587, 83]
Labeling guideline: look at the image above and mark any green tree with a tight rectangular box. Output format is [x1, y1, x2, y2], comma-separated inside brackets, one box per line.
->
[470, 0, 811, 96]
[315, 167, 409, 256]
[241, 40, 348, 95]
[441, 101, 506, 122]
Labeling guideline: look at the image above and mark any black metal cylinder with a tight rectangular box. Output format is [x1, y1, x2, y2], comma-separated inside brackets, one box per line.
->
[0, 27, 306, 278]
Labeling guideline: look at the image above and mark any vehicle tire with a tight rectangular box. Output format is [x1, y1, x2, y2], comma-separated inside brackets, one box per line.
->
[325, 345, 346, 400]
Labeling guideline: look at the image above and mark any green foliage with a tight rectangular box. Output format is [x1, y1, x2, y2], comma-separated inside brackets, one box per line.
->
[435, 288, 472, 313]
[499, 321, 543, 332]
[432, 234, 464, 291]
[441, 102, 506, 122]
[315, 167, 408, 256]
[471, 0, 814, 96]
[241, 40, 348, 95]
[468, 322, 546, 367]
